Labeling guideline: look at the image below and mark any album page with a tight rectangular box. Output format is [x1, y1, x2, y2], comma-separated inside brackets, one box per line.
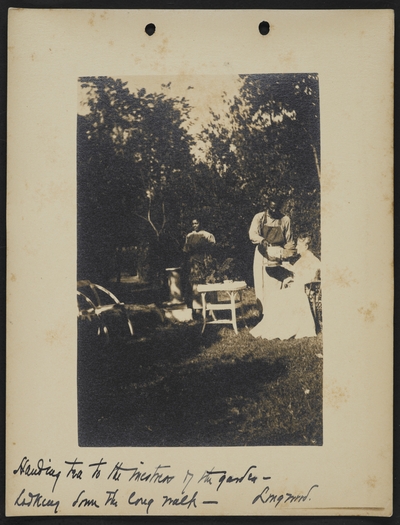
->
[7, 9, 393, 516]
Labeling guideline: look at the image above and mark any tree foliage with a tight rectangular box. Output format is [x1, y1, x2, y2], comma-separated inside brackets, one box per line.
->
[78, 74, 321, 286]
[78, 77, 195, 281]
[194, 74, 321, 281]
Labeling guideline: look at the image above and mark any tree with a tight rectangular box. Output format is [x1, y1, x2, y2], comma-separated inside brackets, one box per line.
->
[198, 73, 321, 269]
[77, 77, 195, 282]
[77, 74, 322, 288]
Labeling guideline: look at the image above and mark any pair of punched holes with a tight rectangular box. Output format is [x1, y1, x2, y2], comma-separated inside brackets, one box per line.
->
[145, 21, 270, 36]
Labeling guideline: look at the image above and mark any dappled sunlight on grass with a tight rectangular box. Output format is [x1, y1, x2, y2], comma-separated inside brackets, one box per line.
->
[78, 292, 322, 447]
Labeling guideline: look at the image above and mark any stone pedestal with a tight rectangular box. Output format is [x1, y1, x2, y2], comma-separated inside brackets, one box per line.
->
[165, 267, 184, 304]
[164, 267, 192, 322]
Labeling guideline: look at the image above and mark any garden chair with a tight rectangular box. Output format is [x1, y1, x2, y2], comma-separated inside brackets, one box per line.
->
[77, 280, 134, 341]
[77, 290, 109, 339]
[305, 280, 322, 333]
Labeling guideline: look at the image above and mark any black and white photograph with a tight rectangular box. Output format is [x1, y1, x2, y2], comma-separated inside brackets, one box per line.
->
[77, 73, 322, 447]
[7, 9, 393, 517]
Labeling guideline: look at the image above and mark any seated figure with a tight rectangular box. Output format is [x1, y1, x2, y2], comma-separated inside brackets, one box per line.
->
[250, 233, 320, 340]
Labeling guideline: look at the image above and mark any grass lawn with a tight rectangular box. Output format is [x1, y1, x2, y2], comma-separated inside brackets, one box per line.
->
[78, 288, 323, 447]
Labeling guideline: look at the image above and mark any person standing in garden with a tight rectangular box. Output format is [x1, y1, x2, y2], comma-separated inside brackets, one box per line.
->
[183, 218, 216, 309]
[249, 194, 296, 314]
[250, 233, 321, 340]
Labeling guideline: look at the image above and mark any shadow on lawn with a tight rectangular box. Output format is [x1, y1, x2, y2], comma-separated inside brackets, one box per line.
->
[78, 320, 294, 447]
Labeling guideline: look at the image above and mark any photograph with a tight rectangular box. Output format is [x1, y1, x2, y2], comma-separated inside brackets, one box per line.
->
[7, 9, 392, 516]
[77, 73, 323, 447]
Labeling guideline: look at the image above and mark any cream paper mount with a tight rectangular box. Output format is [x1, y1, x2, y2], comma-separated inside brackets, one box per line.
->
[7, 9, 393, 517]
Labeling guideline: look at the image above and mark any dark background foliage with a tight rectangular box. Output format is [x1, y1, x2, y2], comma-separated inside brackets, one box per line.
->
[78, 74, 321, 286]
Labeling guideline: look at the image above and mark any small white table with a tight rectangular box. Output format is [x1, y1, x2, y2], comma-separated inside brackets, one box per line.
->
[197, 281, 247, 334]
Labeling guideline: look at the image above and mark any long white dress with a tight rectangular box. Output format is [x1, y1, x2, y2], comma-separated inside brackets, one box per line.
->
[249, 211, 293, 307]
[250, 250, 320, 340]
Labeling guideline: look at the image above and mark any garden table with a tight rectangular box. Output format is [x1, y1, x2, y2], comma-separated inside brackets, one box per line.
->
[197, 281, 247, 334]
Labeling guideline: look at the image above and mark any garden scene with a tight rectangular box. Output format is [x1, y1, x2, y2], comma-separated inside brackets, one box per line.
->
[78, 290, 323, 447]
[77, 74, 322, 447]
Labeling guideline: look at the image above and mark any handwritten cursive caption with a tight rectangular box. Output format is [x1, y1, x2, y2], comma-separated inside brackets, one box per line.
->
[12, 456, 319, 515]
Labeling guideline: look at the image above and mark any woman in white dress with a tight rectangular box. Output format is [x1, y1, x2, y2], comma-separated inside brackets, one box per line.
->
[250, 233, 320, 340]
[249, 195, 296, 312]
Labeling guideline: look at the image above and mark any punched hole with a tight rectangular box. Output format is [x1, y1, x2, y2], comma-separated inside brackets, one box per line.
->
[259, 21, 270, 36]
[145, 23, 156, 36]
